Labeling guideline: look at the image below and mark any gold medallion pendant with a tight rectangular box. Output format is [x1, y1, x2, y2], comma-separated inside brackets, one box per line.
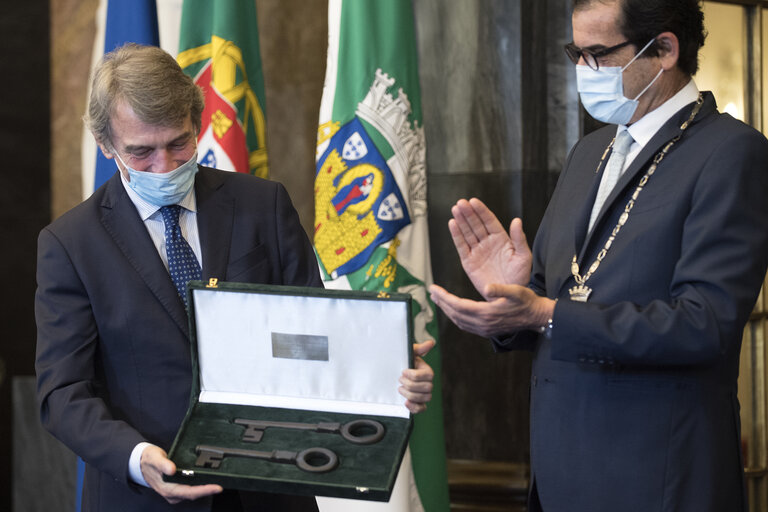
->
[568, 284, 593, 302]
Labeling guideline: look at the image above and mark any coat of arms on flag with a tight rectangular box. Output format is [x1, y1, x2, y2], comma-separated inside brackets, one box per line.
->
[177, 1, 269, 178]
[315, 116, 411, 280]
[314, 2, 450, 508]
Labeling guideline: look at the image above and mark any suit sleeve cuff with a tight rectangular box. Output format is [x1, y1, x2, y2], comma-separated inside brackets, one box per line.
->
[490, 330, 538, 352]
[129, 442, 153, 487]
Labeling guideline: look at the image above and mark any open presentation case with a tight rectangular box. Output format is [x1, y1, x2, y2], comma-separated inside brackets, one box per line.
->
[164, 280, 414, 501]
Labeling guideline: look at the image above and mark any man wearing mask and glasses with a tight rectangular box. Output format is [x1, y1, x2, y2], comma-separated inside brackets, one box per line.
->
[35, 43, 436, 512]
[430, 0, 768, 511]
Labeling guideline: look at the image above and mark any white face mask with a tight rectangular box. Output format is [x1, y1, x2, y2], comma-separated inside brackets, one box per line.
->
[576, 38, 663, 125]
[113, 150, 199, 206]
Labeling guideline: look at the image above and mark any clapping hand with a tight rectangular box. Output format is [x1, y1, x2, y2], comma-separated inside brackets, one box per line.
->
[448, 198, 531, 299]
[430, 199, 555, 338]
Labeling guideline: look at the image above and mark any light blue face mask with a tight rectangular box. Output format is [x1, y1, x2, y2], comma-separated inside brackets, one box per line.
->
[576, 38, 663, 125]
[113, 150, 199, 206]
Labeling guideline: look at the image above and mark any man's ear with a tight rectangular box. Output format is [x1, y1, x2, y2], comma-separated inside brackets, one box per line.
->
[96, 140, 115, 160]
[655, 31, 680, 72]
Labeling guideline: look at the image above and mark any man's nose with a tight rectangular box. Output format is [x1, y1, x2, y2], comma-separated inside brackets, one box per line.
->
[153, 150, 178, 173]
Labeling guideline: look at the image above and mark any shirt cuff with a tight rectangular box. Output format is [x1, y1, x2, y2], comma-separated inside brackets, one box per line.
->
[129, 442, 153, 487]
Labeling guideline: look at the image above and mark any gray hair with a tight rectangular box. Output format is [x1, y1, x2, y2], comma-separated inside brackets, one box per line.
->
[84, 43, 205, 145]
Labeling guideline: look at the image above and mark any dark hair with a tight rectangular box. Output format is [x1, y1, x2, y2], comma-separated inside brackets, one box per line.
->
[573, 0, 706, 76]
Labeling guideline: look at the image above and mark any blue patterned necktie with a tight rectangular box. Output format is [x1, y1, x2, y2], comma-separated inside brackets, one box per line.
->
[160, 205, 202, 307]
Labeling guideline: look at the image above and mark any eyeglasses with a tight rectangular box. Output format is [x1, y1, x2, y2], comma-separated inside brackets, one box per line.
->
[564, 41, 632, 70]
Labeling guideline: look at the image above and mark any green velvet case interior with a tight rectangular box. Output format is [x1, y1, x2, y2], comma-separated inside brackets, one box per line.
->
[166, 402, 411, 500]
[164, 280, 414, 501]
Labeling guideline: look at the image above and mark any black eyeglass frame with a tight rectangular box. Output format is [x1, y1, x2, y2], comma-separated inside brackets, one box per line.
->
[564, 40, 632, 70]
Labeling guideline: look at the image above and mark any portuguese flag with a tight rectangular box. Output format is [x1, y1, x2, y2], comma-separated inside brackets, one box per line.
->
[314, 1, 450, 511]
[176, 0, 269, 178]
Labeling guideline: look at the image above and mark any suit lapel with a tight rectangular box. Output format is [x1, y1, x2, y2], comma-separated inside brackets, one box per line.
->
[195, 167, 234, 281]
[99, 174, 190, 337]
[573, 138, 612, 258]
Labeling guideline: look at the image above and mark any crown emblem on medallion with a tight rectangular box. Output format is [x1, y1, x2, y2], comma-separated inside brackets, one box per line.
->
[568, 284, 593, 303]
[356, 69, 427, 218]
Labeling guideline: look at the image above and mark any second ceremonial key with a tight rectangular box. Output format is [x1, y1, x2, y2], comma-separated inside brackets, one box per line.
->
[194, 444, 338, 473]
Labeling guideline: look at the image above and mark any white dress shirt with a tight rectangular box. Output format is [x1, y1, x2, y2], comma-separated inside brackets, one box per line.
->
[620, 79, 700, 173]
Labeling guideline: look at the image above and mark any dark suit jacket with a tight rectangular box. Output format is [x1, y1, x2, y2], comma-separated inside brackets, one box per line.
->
[35, 167, 323, 511]
[497, 93, 768, 512]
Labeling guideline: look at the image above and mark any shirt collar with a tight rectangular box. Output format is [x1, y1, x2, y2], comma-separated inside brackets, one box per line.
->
[118, 169, 197, 221]
[622, 79, 700, 148]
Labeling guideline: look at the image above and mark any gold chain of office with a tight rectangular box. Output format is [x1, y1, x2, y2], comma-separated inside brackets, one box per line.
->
[568, 93, 704, 302]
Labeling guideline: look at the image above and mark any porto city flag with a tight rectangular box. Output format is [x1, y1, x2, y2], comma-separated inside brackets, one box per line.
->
[81, 0, 160, 198]
[314, 1, 449, 511]
[177, 0, 269, 178]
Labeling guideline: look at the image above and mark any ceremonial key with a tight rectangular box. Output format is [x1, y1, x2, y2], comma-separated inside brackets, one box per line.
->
[194, 444, 338, 473]
[234, 418, 385, 445]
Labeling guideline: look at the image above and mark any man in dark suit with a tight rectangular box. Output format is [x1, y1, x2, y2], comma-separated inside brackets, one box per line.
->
[35, 43, 435, 512]
[430, 0, 768, 511]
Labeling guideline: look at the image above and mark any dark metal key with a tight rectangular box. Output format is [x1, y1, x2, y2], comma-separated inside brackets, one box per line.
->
[234, 418, 385, 445]
[194, 444, 338, 473]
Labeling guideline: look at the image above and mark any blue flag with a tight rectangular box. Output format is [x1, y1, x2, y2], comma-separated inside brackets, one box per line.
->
[87, 0, 160, 194]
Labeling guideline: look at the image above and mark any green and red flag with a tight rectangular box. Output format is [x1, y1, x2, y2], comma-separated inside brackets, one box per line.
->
[314, 1, 449, 510]
[177, 0, 268, 178]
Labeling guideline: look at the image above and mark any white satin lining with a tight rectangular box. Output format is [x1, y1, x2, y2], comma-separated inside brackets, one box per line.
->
[193, 289, 411, 418]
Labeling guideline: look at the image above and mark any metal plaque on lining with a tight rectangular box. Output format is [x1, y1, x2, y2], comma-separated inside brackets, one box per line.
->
[271, 332, 330, 361]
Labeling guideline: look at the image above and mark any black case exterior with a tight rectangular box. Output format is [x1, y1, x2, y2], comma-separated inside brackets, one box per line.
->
[164, 280, 414, 501]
